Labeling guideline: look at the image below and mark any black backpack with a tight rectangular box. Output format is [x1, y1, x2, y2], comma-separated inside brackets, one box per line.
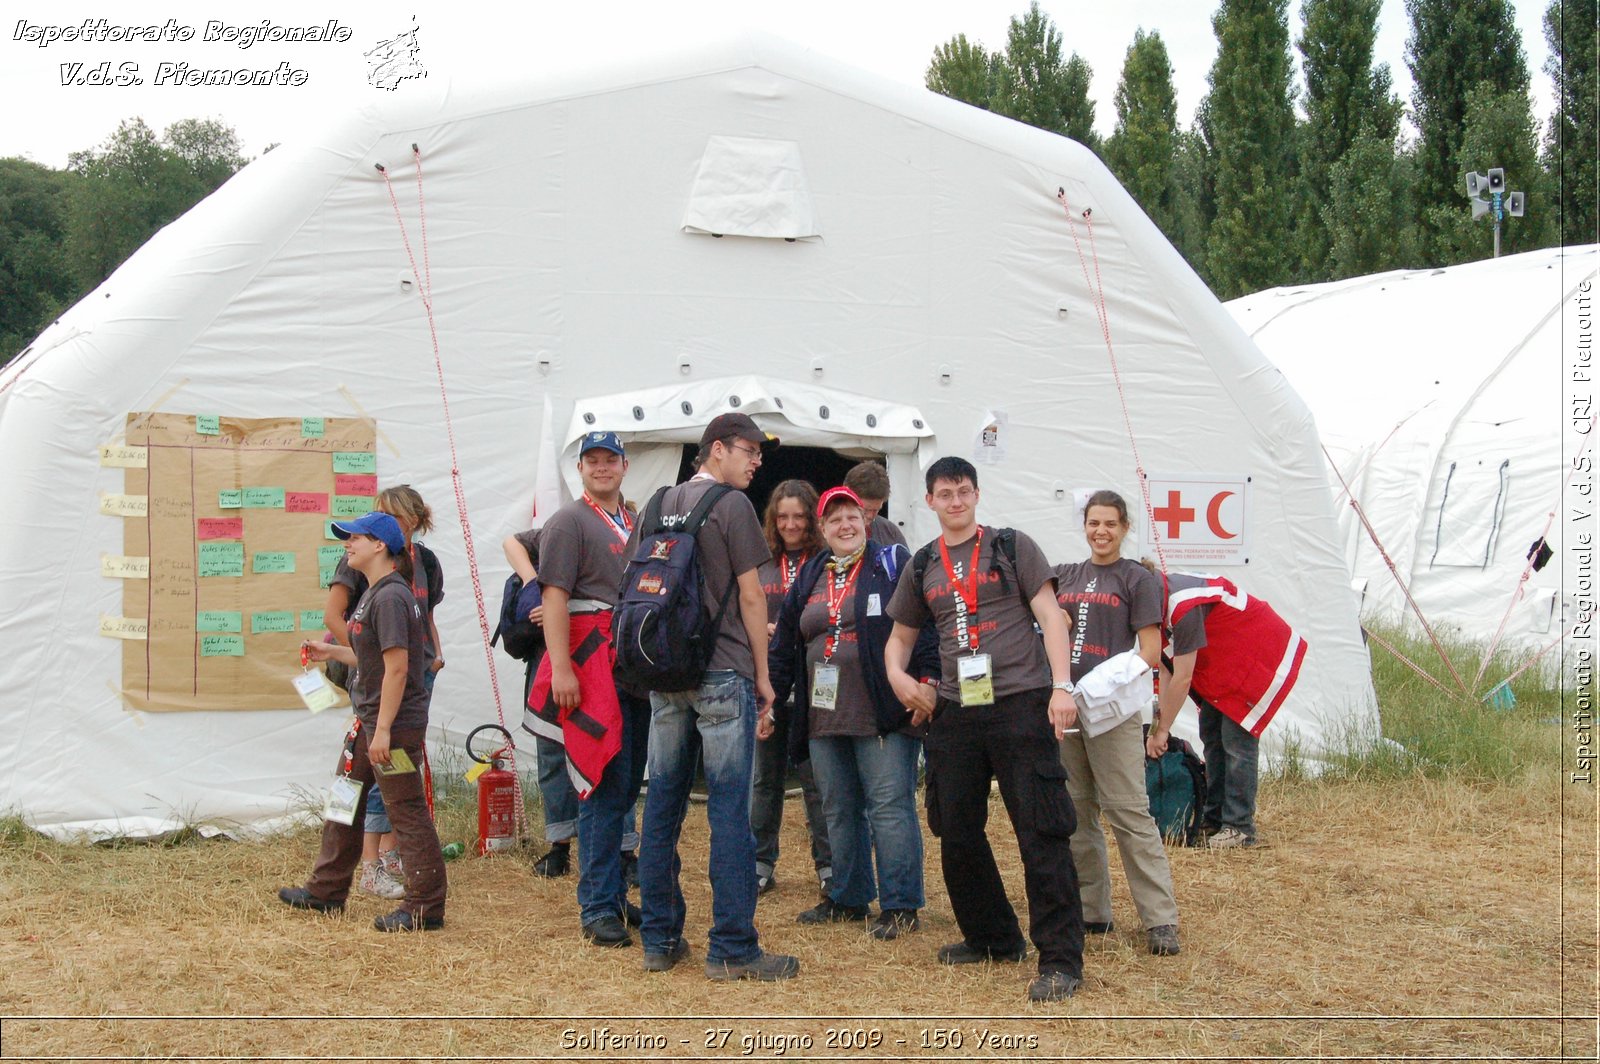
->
[1144, 731, 1208, 846]
[612, 483, 735, 693]
[491, 573, 546, 662]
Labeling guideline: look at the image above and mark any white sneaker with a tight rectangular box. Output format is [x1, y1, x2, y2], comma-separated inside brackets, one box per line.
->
[379, 849, 404, 878]
[1208, 826, 1259, 850]
[359, 860, 405, 899]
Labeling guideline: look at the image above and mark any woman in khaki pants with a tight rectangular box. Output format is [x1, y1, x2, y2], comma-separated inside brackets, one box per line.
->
[1053, 491, 1180, 957]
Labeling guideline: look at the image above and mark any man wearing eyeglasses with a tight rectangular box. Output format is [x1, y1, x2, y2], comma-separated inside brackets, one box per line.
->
[630, 412, 799, 981]
[884, 456, 1086, 1003]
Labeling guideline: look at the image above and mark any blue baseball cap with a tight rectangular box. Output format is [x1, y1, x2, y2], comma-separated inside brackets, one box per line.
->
[579, 430, 626, 457]
[331, 511, 406, 554]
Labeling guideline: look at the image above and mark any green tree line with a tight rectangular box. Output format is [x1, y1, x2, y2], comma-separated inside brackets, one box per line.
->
[1, 117, 249, 363]
[928, 0, 1596, 299]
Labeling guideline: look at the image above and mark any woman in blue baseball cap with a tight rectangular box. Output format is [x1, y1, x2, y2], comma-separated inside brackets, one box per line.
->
[279, 510, 448, 931]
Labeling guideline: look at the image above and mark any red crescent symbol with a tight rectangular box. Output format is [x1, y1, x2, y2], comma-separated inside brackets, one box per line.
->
[1206, 491, 1237, 539]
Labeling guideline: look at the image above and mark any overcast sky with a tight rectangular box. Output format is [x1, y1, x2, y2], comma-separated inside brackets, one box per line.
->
[1, 1, 1556, 167]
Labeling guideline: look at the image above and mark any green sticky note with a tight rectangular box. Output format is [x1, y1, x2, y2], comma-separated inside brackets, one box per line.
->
[332, 452, 377, 474]
[198, 542, 245, 578]
[196, 414, 220, 436]
[319, 565, 337, 589]
[217, 490, 243, 509]
[331, 494, 374, 518]
[299, 610, 325, 631]
[251, 611, 296, 634]
[196, 610, 242, 633]
[242, 487, 285, 509]
[199, 634, 244, 657]
[301, 417, 325, 438]
[318, 546, 345, 567]
[252, 551, 296, 574]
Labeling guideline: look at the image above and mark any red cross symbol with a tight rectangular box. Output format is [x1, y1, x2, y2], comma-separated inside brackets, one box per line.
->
[1152, 490, 1195, 539]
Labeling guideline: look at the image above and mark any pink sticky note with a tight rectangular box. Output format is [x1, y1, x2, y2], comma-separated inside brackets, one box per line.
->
[333, 474, 378, 496]
[197, 517, 244, 540]
[285, 492, 330, 514]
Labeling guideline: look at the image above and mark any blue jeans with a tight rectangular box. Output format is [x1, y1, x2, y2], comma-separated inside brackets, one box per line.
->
[808, 732, 925, 912]
[363, 780, 393, 834]
[577, 690, 651, 924]
[1198, 700, 1260, 836]
[639, 671, 760, 963]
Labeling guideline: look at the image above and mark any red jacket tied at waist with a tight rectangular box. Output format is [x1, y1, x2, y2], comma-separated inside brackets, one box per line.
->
[1167, 575, 1308, 737]
[526, 611, 620, 798]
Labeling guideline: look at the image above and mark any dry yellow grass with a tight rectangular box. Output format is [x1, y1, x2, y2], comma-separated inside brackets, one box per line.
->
[0, 770, 1593, 1062]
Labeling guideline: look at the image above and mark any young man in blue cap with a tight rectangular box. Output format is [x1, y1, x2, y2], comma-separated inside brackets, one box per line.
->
[524, 431, 649, 946]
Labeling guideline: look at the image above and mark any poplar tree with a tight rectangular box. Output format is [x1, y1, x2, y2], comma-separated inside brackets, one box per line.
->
[926, 34, 998, 110]
[1544, 0, 1598, 245]
[1296, 0, 1403, 272]
[1406, 0, 1530, 247]
[991, 2, 1099, 148]
[1105, 30, 1181, 238]
[1201, 0, 1299, 298]
[1427, 82, 1554, 261]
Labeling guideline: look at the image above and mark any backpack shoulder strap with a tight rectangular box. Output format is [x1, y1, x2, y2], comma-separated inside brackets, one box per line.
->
[993, 527, 1034, 613]
[681, 482, 734, 537]
[641, 485, 670, 536]
[911, 541, 935, 601]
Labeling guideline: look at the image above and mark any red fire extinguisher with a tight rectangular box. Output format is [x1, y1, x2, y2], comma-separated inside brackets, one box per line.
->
[466, 724, 518, 855]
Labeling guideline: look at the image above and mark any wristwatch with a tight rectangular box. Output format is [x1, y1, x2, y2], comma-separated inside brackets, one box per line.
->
[1051, 680, 1075, 693]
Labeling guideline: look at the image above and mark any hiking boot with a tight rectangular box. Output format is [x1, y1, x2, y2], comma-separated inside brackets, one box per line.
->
[705, 950, 800, 981]
[1027, 971, 1082, 1002]
[582, 914, 633, 948]
[532, 842, 571, 877]
[870, 908, 920, 940]
[757, 871, 777, 896]
[642, 938, 690, 972]
[358, 860, 405, 900]
[938, 940, 1027, 965]
[373, 908, 444, 932]
[1147, 924, 1181, 956]
[796, 898, 869, 925]
[1208, 826, 1259, 850]
[277, 886, 344, 914]
[621, 850, 639, 891]
[623, 900, 643, 929]
[817, 869, 833, 900]
[1083, 920, 1114, 934]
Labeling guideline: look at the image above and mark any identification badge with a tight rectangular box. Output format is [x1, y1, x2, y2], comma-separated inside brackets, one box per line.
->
[957, 652, 995, 707]
[292, 670, 341, 714]
[812, 663, 840, 711]
[866, 593, 881, 617]
[323, 775, 363, 825]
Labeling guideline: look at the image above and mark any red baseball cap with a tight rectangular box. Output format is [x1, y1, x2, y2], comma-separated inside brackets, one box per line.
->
[816, 485, 864, 517]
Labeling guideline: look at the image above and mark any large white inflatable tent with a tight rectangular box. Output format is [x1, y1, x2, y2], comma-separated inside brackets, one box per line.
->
[0, 35, 1374, 838]
[1226, 246, 1595, 671]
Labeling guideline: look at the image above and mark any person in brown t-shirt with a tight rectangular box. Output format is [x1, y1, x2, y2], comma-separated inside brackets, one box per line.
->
[283, 511, 446, 932]
[629, 412, 798, 982]
[751, 480, 833, 899]
[884, 456, 1085, 1003]
[844, 459, 908, 548]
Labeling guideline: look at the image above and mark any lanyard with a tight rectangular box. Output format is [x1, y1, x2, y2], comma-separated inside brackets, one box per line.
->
[781, 551, 810, 593]
[937, 527, 984, 653]
[822, 557, 862, 661]
[583, 493, 634, 544]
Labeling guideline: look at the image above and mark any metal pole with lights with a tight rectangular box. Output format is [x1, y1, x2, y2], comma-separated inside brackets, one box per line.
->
[1464, 168, 1525, 258]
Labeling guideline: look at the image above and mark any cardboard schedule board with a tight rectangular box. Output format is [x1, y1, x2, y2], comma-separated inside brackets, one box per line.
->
[119, 413, 374, 712]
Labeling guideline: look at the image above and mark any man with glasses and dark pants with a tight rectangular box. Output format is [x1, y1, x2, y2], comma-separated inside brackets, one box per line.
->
[884, 456, 1086, 1002]
[630, 413, 800, 981]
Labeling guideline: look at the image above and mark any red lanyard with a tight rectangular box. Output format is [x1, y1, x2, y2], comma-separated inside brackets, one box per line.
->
[822, 557, 862, 661]
[584, 493, 634, 544]
[937, 527, 983, 652]
[780, 551, 810, 593]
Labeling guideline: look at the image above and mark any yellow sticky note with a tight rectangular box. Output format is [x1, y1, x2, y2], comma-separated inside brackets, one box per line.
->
[464, 761, 490, 784]
[101, 555, 150, 580]
[99, 493, 148, 518]
[99, 616, 148, 641]
[98, 444, 148, 468]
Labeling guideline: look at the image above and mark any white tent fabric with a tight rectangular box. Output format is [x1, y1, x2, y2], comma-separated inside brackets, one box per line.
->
[1226, 246, 1596, 658]
[0, 34, 1373, 838]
